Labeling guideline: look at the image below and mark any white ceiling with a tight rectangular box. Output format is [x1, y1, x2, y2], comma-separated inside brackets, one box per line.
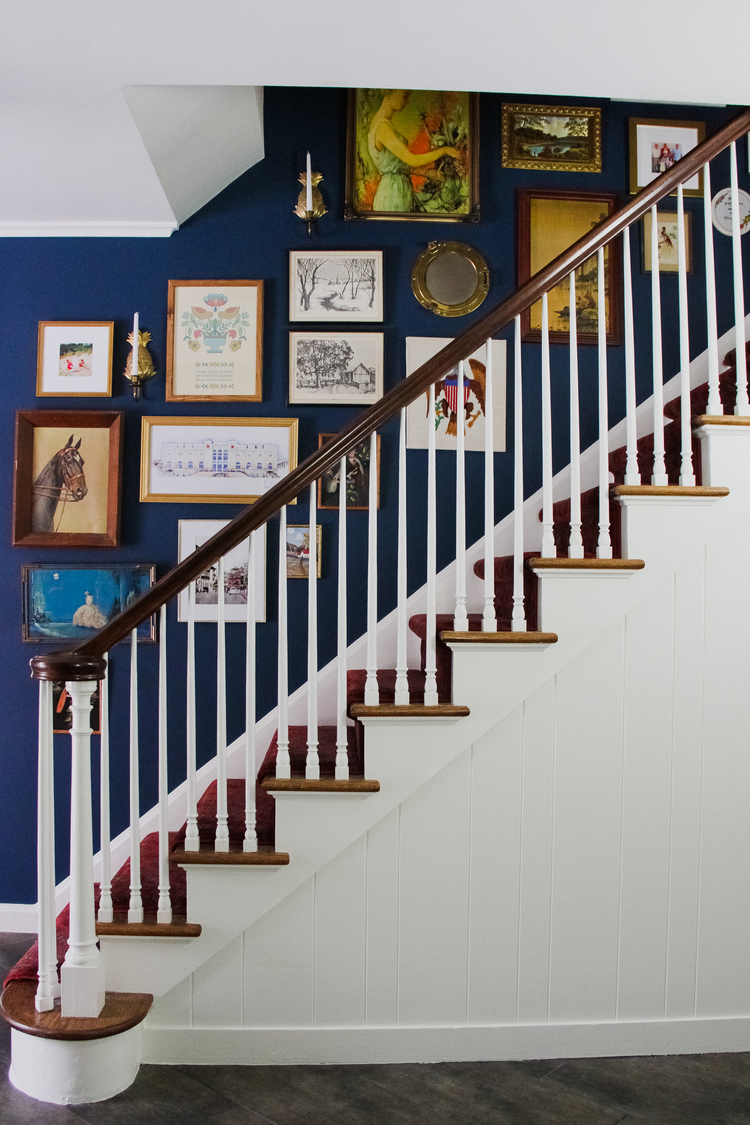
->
[1, 0, 746, 237]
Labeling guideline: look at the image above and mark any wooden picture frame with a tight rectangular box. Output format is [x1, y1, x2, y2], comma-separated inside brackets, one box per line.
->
[501, 103, 602, 173]
[36, 321, 114, 397]
[23, 563, 156, 644]
[517, 188, 622, 346]
[345, 89, 479, 222]
[289, 332, 384, 406]
[286, 525, 322, 578]
[629, 118, 706, 197]
[140, 416, 299, 505]
[289, 250, 383, 322]
[166, 280, 263, 402]
[317, 434, 380, 510]
[642, 210, 693, 273]
[13, 410, 123, 548]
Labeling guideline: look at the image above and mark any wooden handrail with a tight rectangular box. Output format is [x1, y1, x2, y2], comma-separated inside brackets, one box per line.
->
[31, 104, 750, 675]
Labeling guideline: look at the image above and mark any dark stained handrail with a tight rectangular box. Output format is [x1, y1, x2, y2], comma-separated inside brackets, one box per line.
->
[31, 104, 750, 676]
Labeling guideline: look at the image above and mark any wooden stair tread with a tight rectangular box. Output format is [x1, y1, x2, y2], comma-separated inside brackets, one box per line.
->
[349, 703, 470, 718]
[96, 917, 201, 938]
[440, 631, 558, 644]
[693, 414, 750, 426]
[171, 844, 290, 865]
[261, 778, 380, 792]
[527, 557, 645, 570]
[0, 980, 152, 1041]
[613, 485, 729, 497]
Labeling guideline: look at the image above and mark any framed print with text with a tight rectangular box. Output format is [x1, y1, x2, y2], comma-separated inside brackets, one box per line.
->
[36, 322, 114, 397]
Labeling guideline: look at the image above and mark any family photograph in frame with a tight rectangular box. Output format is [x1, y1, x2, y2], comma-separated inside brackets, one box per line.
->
[501, 104, 601, 173]
[289, 250, 383, 322]
[629, 118, 705, 196]
[177, 519, 266, 623]
[22, 564, 155, 643]
[289, 332, 384, 406]
[318, 434, 380, 510]
[36, 321, 114, 397]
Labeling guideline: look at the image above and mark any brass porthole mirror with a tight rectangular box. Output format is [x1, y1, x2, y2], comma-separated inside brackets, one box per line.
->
[411, 241, 490, 317]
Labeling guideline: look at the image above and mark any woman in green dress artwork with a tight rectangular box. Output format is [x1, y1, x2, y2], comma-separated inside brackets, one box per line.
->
[366, 90, 462, 213]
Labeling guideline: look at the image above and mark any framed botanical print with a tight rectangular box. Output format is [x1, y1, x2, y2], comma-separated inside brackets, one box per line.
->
[517, 188, 622, 345]
[289, 332, 384, 405]
[36, 322, 114, 397]
[501, 104, 602, 173]
[318, 434, 380, 510]
[177, 519, 266, 623]
[166, 280, 263, 402]
[23, 564, 155, 643]
[642, 210, 693, 272]
[629, 118, 706, 197]
[13, 410, 123, 547]
[289, 250, 383, 322]
[345, 89, 479, 222]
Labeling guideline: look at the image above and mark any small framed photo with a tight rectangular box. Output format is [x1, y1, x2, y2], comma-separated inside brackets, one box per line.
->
[517, 188, 622, 346]
[318, 434, 380, 510]
[140, 417, 298, 505]
[13, 410, 123, 548]
[405, 338, 507, 451]
[286, 525, 322, 578]
[629, 118, 706, 197]
[289, 332, 384, 405]
[22, 564, 156, 644]
[53, 682, 100, 734]
[501, 104, 601, 173]
[289, 250, 383, 322]
[166, 280, 263, 402]
[36, 322, 114, 397]
[642, 211, 693, 272]
[177, 519, 266, 623]
[345, 89, 479, 222]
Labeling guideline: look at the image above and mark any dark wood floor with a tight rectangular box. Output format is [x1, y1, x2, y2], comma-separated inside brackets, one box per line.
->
[2, 932, 750, 1123]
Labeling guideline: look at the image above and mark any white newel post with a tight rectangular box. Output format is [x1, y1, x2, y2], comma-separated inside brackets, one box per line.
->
[36, 680, 59, 1012]
[61, 679, 105, 1018]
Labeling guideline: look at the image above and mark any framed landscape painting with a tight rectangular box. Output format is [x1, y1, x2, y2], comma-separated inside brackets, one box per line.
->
[177, 519, 266, 622]
[289, 250, 383, 322]
[318, 434, 380, 510]
[289, 332, 383, 405]
[166, 280, 263, 402]
[501, 104, 601, 173]
[345, 89, 479, 222]
[629, 118, 705, 197]
[22, 564, 155, 643]
[36, 321, 114, 397]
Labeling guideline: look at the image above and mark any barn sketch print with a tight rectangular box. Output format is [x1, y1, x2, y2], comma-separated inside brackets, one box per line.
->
[290, 333, 383, 404]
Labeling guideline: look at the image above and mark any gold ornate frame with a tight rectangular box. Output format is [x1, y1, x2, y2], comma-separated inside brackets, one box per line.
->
[411, 241, 489, 317]
[502, 104, 602, 173]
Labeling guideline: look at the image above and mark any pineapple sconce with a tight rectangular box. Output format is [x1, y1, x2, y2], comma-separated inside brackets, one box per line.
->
[124, 318, 156, 400]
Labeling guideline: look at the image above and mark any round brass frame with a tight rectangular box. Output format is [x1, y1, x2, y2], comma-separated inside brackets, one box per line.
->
[410, 241, 490, 317]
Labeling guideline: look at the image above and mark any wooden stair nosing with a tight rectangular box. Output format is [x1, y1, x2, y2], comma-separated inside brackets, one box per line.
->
[96, 918, 201, 938]
[171, 845, 290, 866]
[439, 631, 558, 644]
[349, 703, 470, 718]
[0, 980, 152, 1041]
[613, 485, 729, 497]
[527, 557, 644, 571]
[261, 778, 380, 793]
[693, 414, 750, 427]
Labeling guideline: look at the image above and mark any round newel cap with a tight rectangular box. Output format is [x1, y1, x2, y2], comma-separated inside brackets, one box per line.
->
[30, 652, 107, 682]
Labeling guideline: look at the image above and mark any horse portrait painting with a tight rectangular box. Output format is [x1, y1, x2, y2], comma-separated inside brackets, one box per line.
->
[31, 434, 88, 534]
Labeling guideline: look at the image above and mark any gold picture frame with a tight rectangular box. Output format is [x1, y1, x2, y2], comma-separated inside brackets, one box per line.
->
[140, 416, 298, 505]
[36, 321, 114, 397]
[642, 210, 693, 273]
[501, 104, 602, 173]
[411, 241, 489, 317]
[628, 118, 706, 197]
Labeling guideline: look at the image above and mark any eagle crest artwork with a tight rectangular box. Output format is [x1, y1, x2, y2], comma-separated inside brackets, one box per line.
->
[405, 337, 506, 452]
[432, 358, 486, 437]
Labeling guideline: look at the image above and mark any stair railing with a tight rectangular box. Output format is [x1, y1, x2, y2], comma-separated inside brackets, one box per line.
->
[29, 105, 750, 1018]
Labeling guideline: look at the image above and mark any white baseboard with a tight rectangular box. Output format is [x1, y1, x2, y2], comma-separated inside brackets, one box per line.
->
[0, 904, 36, 933]
[142, 1017, 750, 1066]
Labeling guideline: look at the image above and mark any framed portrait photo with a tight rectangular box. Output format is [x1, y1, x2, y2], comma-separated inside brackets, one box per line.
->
[36, 322, 114, 397]
[177, 519, 266, 623]
[13, 410, 123, 548]
[289, 250, 383, 322]
[140, 416, 298, 505]
[642, 210, 693, 273]
[501, 104, 601, 173]
[22, 563, 155, 644]
[289, 332, 384, 406]
[318, 434, 380, 511]
[517, 188, 622, 346]
[166, 280, 263, 402]
[286, 524, 322, 579]
[345, 89, 479, 222]
[629, 118, 706, 197]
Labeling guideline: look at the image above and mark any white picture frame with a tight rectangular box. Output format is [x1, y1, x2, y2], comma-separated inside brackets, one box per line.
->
[177, 519, 266, 622]
[405, 338, 507, 451]
[289, 332, 384, 406]
[36, 321, 114, 397]
[289, 250, 383, 322]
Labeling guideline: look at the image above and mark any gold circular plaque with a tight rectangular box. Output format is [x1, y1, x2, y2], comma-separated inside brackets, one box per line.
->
[411, 241, 490, 317]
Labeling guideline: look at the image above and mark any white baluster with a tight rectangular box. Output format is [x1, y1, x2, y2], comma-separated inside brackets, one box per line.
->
[568, 270, 583, 558]
[677, 184, 696, 485]
[454, 360, 469, 630]
[157, 605, 171, 922]
[307, 489, 320, 779]
[61, 679, 105, 1017]
[650, 205, 668, 485]
[128, 630, 143, 923]
[364, 431, 380, 704]
[215, 555, 229, 851]
[394, 409, 409, 705]
[730, 141, 749, 414]
[425, 382, 438, 702]
[540, 292, 555, 558]
[97, 657, 113, 923]
[184, 581, 199, 851]
[623, 225, 640, 485]
[512, 317, 526, 632]
[704, 160, 722, 415]
[276, 508, 291, 778]
[244, 532, 258, 850]
[597, 247, 613, 556]
[336, 456, 349, 779]
[482, 338, 497, 631]
[36, 679, 59, 1012]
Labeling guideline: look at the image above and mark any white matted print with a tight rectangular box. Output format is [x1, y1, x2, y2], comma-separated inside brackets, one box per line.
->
[289, 332, 383, 405]
[289, 251, 383, 322]
[36, 322, 113, 397]
[629, 119, 705, 197]
[405, 338, 506, 451]
[177, 520, 266, 622]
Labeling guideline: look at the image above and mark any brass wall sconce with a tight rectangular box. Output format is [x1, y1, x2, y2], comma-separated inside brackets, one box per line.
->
[294, 151, 327, 235]
[411, 241, 490, 317]
[124, 327, 156, 400]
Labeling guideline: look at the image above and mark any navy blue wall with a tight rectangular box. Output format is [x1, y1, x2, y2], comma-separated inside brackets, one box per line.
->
[1, 87, 744, 904]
